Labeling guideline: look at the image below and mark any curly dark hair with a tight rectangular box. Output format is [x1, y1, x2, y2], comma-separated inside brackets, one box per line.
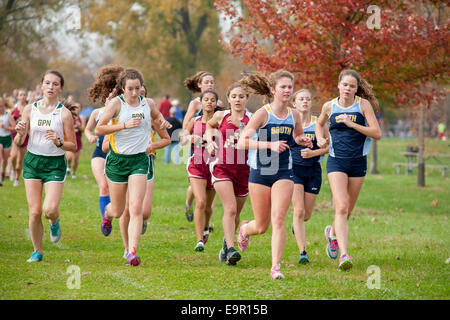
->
[88, 65, 144, 105]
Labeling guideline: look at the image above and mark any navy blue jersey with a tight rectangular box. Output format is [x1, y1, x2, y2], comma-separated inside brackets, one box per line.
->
[248, 104, 295, 172]
[290, 116, 324, 166]
[329, 96, 371, 158]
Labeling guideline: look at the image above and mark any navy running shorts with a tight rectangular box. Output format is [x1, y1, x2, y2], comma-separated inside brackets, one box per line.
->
[326, 155, 367, 178]
[249, 168, 294, 188]
[292, 163, 322, 194]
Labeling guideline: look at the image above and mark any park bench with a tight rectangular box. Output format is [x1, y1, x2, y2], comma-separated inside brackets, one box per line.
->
[393, 151, 449, 176]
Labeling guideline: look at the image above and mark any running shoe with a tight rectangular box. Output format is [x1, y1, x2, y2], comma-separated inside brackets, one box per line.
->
[270, 264, 285, 280]
[237, 220, 250, 252]
[324, 225, 339, 259]
[27, 250, 43, 263]
[208, 224, 214, 233]
[123, 248, 129, 260]
[203, 229, 209, 244]
[142, 220, 148, 234]
[298, 251, 310, 264]
[194, 240, 204, 252]
[127, 253, 141, 266]
[49, 220, 62, 243]
[226, 247, 241, 266]
[185, 204, 193, 222]
[71, 174, 76, 179]
[13, 179, 20, 187]
[101, 217, 112, 236]
[339, 254, 353, 271]
[219, 238, 227, 262]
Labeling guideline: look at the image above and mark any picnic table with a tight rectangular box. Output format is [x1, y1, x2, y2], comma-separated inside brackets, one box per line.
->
[393, 152, 449, 176]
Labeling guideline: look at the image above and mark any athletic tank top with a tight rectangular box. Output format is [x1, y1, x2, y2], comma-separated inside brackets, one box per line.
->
[248, 104, 295, 171]
[193, 97, 203, 117]
[218, 110, 251, 166]
[191, 116, 214, 165]
[291, 115, 324, 166]
[11, 104, 23, 122]
[0, 111, 11, 137]
[329, 96, 371, 158]
[28, 101, 65, 156]
[95, 107, 106, 150]
[109, 95, 151, 155]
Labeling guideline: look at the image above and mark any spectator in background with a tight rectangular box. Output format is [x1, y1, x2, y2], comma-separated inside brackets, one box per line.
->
[12, 89, 18, 103]
[159, 94, 172, 118]
[171, 99, 184, 121]
[164, 107, 182, 164]
[437, 123, 446, 141]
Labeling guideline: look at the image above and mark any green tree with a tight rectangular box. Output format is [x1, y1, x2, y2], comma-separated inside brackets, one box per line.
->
[83, 0, 223, 101]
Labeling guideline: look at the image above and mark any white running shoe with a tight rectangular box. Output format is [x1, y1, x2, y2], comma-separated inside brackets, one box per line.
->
[270, 264, 285, 280]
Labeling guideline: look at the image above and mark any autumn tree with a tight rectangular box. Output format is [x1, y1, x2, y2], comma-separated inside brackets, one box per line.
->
[216, 0, 449, 186]
[0, 0, 82, 92]
[82, 0, 223, 102]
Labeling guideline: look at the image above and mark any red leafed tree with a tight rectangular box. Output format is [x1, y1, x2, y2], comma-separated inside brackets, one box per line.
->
[215, 0, 449, 186]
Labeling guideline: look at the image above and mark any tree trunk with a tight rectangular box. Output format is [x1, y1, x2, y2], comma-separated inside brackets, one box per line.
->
[370, 139, 379, 174]
[446, 91, 450, 138]
[417, 105, 425, 187]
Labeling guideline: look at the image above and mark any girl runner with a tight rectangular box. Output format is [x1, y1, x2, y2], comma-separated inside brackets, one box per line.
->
[0, 97, 14, 186]
[182, 71, 222, 223]
[9, 88, 29, 186]
[14, 70, 77, 262]
[116, 85, 171, 260]
[315, 69, 381, 270]
[66, 102, 84, 178]
[84, 104, 110, 220]
[206, 83, 251, 265]
[236, 70, 312, 279]
[180, 90, 218, 252]
[93, 65, 170, 266]
[290, 89, 329, 264]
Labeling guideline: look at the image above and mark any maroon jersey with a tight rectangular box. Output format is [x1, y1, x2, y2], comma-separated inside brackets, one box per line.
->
[218, 110, 251, 166]
[210, 110, 252, 197]
[187, 116, 214, 189]
[11, 106, 29, 147]
[74, 116, 82, 152]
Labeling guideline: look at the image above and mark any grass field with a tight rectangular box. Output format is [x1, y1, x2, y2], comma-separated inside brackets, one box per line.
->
[0, 137, 449, 300]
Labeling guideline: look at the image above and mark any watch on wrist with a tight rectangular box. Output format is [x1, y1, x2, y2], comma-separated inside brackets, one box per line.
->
[57, 137, 64, 148]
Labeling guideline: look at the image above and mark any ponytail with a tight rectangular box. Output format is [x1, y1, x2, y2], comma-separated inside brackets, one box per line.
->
[184, 71, 213, 93]
[239, 70, 294, 104]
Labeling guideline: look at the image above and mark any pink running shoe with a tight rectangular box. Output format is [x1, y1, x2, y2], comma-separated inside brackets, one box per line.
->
[238, 220, 250, 252]
[339, 254, 353, 271]
[324, 225, 339, 259]
[270, 264, 285, 280]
